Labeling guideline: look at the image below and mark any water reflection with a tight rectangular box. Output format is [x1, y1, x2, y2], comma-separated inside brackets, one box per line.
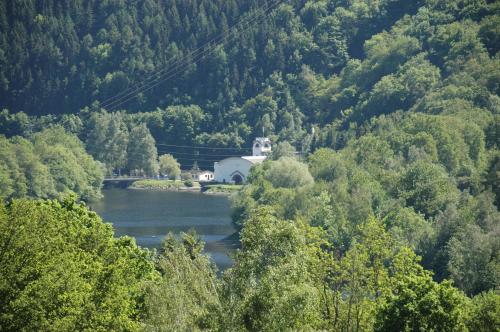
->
[91, 188, 237, 270]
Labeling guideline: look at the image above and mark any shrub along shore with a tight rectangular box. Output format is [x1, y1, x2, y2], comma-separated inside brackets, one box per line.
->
[128, 179, 241, 195]
[129, 179, 200, 191]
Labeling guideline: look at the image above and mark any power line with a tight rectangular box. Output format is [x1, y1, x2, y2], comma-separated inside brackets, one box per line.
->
[101, 0, 283, 111]
[156, 143, 251, 150]
[175, 156, 225, 162]
[116, 157, 214, 170]
[156, 150, 245, 157]
[125, 156, 220, 163]
[98, 4, 259, 108]
[100, 0, 281, 110]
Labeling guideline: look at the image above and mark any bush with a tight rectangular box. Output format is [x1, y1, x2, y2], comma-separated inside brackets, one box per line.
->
[130, 179, 181, 190]
[181, 172, 193, 181]
[271, 141, 297, 160]
[265, 157, 314, 188]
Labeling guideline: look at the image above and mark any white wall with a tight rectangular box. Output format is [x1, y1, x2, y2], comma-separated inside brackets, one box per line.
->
[214, 157, 254, 183]
[198, 172, 214, 182]
[252, 139, 272, 156]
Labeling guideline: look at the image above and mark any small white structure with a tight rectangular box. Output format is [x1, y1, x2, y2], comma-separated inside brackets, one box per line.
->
[252, 137, 272, 156]
[214, 138, 271, 184]
[197, 171, 214, 182]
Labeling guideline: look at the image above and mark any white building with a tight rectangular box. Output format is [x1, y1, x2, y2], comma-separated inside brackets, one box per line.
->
[214, 138, 271, 184]
[252, 137, 272, 156]
[197, 171, 214, 182]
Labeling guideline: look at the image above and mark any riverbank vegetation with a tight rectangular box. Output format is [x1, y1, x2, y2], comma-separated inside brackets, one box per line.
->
[1, 197, 498, 331]
[129, 180, 239, 194]
[159, 154, 181, 179]
[0, 127, 103, 201]
[130, 179, 183, 190]
[0, 0, 499, 330]
[203, 184, 243, 194]
[130, 179, 201, 191]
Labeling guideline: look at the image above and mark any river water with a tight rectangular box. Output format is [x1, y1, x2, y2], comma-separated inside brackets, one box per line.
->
[91, 188, 237, 270]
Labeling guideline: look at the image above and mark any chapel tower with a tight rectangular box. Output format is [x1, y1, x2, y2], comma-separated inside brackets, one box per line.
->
[252, 137, 272, 156]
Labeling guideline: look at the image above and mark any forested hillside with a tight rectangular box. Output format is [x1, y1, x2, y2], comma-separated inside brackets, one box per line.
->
[0, 0, 420, 116]
[0, 0, 499, 330]
[0, 0, 498, 165]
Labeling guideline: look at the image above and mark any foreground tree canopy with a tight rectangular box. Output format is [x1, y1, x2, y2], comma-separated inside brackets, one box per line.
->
[0, 198, 157, 331]
[1, 198, 498, 331]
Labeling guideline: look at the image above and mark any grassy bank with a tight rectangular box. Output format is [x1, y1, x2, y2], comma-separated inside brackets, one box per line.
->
[129, 179, 200, 190]
[203, 184, 243, 194]
[129, 180, 240, 194]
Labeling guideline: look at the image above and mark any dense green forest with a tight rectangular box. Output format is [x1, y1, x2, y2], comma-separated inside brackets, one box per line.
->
[0, 0, 499, 330]
[0, 0, 420, 116]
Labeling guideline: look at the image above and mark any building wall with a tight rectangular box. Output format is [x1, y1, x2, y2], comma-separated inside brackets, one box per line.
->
[253, 138, 272, 156]
[198, 172, 214, 182]
[214, 157, 254, 183]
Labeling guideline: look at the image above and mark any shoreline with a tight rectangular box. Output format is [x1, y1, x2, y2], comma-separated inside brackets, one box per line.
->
[129, 186, 234, 196]
[202, 190, 234, 196]
[126, 180, 240, 195]
[128, 186, 202, 192]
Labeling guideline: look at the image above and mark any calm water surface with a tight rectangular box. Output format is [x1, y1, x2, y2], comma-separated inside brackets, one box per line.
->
[91, 188, 237, 270]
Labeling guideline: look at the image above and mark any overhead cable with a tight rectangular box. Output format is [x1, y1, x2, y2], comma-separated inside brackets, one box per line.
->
[100, 0, 282, 111]
[156, 142, 251, 150]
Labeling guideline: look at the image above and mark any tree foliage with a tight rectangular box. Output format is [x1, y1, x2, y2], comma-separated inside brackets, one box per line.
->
[0, 127, 103, 201]
[265, 157, 314, 189]
[127, 123, 159, 176]
[0, 197, 157, 331]
[158, 154, 181, 179]
[0, 0, 499, 329]
[143, 231, 220, 331]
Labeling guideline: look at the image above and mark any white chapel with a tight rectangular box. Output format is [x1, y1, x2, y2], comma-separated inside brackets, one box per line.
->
[214, 138, 271, 184]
